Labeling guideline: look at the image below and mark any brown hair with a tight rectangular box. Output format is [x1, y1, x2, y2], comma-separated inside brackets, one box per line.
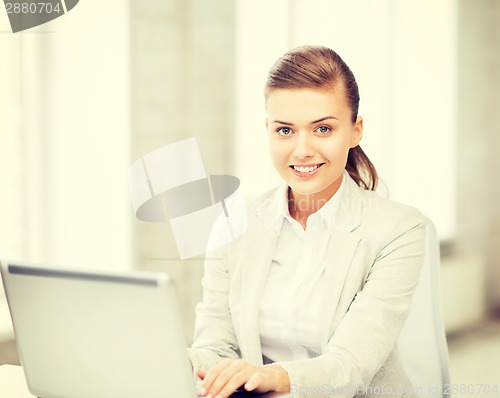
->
[264, 45, 378, 191]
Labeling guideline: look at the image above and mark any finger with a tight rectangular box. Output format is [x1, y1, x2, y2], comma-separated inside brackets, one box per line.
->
[205, 360, 244, 395]
[244, 372, 262, 392]
[210, 368, 251, 398]
[196, 368, 207, 379]
[200, 359, 235, 395]
[245, 370, 276, 393]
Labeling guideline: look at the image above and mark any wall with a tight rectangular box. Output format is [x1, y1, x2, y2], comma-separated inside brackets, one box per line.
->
[129, 0, 236, 343]
[0, 0, 133, 342]
[0, 0, 132, 270]
[457, 0, 500, 315]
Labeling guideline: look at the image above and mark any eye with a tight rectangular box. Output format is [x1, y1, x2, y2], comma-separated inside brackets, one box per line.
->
[316, 125, 331, 135]
[276, 127, 293, 136]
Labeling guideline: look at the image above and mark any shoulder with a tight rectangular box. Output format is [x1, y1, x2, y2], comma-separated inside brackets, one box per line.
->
[361, 189, 425, 226]
[342, 176, 427, 240]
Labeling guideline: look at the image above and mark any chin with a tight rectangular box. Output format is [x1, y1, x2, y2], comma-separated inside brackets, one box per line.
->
[289, 184, 327, 196]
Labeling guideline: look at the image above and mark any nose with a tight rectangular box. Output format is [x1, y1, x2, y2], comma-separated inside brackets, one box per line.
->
[293, 132, 315, 159]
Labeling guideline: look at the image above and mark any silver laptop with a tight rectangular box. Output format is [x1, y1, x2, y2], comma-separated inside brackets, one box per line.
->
[1, 261, 293, 398]
[1, 260, 198, 398]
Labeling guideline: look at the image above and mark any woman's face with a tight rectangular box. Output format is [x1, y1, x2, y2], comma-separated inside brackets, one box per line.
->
[266, 87, 363, 201]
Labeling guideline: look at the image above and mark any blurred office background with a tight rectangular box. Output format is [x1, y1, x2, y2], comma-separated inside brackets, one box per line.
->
[1, 0, 499, 387]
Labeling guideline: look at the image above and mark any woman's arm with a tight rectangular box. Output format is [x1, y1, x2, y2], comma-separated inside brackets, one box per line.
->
[188, 243, 241, 373]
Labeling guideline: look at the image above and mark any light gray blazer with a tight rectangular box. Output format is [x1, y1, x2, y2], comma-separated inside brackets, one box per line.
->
[189, 174, 426, 398]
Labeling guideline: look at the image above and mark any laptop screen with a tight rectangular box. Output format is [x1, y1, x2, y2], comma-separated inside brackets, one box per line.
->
[1, 261, 196, 398]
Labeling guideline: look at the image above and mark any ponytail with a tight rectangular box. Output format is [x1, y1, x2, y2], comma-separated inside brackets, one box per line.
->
[346, 146, 378, 191]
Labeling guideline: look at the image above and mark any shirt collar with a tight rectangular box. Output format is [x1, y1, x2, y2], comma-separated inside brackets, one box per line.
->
[273, 169, 348, 234]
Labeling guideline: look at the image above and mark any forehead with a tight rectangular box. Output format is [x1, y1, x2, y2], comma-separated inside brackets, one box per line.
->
[266, 87, 350, 120]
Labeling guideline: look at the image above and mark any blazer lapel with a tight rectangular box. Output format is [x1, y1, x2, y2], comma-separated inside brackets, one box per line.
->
[319, 176, 363, 350]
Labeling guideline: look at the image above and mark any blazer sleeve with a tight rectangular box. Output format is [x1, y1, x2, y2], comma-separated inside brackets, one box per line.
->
[275, 210, 427, 397]
[187, 242, 241, 373]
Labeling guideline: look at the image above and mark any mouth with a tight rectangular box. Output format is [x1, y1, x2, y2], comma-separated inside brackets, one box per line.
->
[289, 163, 324, 178]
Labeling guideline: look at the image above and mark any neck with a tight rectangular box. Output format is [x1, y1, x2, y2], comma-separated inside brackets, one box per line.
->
[288, 175, 343, 222]
[288, 192, 327, 220]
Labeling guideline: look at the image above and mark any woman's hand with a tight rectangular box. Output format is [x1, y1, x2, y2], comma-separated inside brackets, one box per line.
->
[196, 358, 290, 398]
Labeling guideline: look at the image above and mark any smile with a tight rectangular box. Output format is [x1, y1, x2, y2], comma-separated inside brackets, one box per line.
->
[289, 163, 324, 178]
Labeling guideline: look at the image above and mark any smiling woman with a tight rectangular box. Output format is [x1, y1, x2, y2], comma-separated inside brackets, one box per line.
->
[189, 46, 427, 398]
[264, 46, 377, 191]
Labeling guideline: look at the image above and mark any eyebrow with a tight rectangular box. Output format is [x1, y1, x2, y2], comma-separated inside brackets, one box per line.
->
[270, 116, 339, 125]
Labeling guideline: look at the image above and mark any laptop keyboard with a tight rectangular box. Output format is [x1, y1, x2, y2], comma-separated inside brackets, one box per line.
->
[194, 378, 266, 397]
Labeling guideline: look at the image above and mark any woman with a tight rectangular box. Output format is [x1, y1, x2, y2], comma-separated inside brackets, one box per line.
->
[189, 45, 426, 398]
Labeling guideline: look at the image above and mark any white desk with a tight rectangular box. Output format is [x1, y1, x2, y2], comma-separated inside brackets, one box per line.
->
[0, 365, 294, 398]
[0, 365, 35, 397]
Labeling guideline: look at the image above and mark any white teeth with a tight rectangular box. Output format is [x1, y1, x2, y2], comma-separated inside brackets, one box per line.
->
[294, 164, 319, 173]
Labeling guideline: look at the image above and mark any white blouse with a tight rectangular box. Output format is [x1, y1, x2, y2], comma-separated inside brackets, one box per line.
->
[258, 172, 346, 363]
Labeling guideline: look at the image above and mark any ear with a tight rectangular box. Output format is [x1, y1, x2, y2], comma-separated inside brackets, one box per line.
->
[265, 118, 269, 129]
[350, 116, 363, 148]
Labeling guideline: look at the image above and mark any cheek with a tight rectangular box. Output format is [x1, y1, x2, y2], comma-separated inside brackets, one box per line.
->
[319, 139, 349, 160]
[318, 142, 351, 170]
[268, 138, 289, 165]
